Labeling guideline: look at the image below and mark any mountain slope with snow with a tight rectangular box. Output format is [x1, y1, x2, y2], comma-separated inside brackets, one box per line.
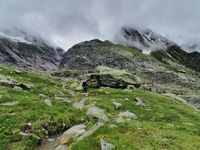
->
[0, 32, 64, 71]
[115, 27, 176, 54]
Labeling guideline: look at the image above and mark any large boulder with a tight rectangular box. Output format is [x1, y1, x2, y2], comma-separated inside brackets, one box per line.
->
[86, 66, 141, 88]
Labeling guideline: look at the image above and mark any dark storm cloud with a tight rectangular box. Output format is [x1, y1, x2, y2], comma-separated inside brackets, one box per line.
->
[0, 0, 200, 50]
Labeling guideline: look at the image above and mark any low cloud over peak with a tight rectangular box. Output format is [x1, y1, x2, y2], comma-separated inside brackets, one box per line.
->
[1, 0, 200, 50]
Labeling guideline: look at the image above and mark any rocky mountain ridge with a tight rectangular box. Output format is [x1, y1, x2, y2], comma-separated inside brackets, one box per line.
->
[0, 32, 65, 71]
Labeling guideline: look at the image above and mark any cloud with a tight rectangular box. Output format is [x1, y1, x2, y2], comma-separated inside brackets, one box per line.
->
[0, 0, 200, 50]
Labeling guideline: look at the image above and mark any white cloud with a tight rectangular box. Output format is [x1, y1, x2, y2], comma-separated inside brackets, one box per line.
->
[0, 0, 200, 50]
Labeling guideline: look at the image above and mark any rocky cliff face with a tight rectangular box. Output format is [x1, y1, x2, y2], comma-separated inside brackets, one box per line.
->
[0, 35, 64, 71]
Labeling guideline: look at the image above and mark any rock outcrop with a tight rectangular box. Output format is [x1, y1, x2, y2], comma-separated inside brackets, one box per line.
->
[86, 66, 141, 88]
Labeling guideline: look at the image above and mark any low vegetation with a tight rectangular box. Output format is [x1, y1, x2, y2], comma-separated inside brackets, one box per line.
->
[0, 64, 200, 150]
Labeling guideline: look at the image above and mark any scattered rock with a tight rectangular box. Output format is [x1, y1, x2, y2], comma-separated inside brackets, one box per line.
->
[100, 139, 115, 150]
[116, 117, 125, 123]
[59, 124, 86, 145]
[123, 89, 132, 92]
[70, 82, 79, 88]
[112, 102, 122, 109]
[44, 99, 52, 107]
[116, 111, 137, 123]
[125, 98, 129, 101]
[73, 98, 87, 110]
[12, 69, 22, 74]
[54, 97, 71, 103]
[76, 83, 83, 90]
[0, 101, 19, 106]
[77, 122, 104, 142]
[87, 105, 108, 122]
[127, 85, 136, 90]
[134, 97, 145, 106]
[66, 90, 75, 97]
[39, 94, 48, 98]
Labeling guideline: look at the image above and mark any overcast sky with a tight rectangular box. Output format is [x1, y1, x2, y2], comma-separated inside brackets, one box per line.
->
[0, 0, 200, 50]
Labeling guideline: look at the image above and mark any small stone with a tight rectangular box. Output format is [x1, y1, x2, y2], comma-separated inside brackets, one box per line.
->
[100, 139, 115, 150]
[0, 101, 19, 106]
[54, 97, 71, 103]
[39, 94, 48, 98]
[116, 117, 125, 123]
[118, 111, 137, 119]
[73, 98, 86, 110]
[127, 85, 135, 90]
[70, 82, 79, 88]
[44, 99, 52, 106]
[112, 102, 122, 109]
[134, 97, 145, 106]
[124, 89, 132, 92]
[87, 105, 108, 122]
[66, 90, 75, 97]
[76, 83, 83, 90]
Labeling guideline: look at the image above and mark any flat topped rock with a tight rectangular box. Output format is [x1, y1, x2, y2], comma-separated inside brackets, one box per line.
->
[87, 105, 108, 122]
[118, 111, 137, 118]
[116, 111, 137, 123]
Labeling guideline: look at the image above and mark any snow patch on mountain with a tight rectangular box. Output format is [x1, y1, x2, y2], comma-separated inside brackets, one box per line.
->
[114, 26, 176, 54]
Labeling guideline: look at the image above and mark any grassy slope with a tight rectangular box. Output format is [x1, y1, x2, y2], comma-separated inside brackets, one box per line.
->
[0, 65, 85, 150]
[0, 64, 200, 150]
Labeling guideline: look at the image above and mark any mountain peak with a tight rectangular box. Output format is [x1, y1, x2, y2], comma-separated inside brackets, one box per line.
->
[115, 26, 175, 54]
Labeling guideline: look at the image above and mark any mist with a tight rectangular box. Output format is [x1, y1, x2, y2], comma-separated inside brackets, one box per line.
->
[0, 0, 200, 50]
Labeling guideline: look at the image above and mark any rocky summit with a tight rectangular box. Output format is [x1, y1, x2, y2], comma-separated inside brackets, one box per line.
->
[0, 27, 200, 150]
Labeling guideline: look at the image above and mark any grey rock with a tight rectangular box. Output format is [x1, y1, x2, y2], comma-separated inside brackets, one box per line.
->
[100, 139, 115, 150]
[73, 98, 87, 110]
[44, 99, 52, 106]
[59, 124, 86, 145]
[86, 66, 141, 88]
[116, 111, 137, 123]
[77, 122, 104, 142]
[0, 75, 32, 90]
[0, 101, 19, 106]
[118, 111, 137, 119]
[112, 102, 122, 109]
[134, 97, 145, 106]
[87, 105, 108, 122]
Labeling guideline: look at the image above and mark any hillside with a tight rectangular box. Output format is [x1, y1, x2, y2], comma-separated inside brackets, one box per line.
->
[0, 64, 200, 150]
